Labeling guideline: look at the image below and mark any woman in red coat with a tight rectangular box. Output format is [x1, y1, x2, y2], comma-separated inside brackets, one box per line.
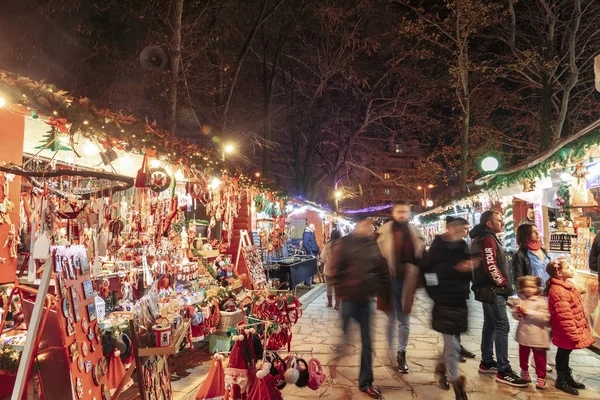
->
[545, 260, 595, 395]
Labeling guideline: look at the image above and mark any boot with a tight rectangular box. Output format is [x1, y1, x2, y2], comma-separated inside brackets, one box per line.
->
[556, 371, 579, 396]
[327, 296, 333, 308]
[334, 300, 340, 311]
[397, 351, 409, 374]
[566, 368, 586, 390]
[435, 362, 450, 390]
[451, 376, 468, 400]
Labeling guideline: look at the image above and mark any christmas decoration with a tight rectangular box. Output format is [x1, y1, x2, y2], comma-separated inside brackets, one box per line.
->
[501, 198, 515, 248]
[0, 71, 285, 196]
[487, 127, 600, 190]
[343, 204, 393, 214]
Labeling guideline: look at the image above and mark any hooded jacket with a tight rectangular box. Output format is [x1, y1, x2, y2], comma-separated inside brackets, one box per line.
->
[421, 235, 472, 334]
[547, 278, 595, 350]
[469, 223, 512, 297]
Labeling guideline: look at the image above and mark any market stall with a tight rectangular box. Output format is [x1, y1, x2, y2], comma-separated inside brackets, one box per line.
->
[0, 71, 297, 399]
[475, 120, 600, 348]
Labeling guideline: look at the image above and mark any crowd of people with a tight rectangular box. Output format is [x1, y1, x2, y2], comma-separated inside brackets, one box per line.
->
[322, 202, 595, 400]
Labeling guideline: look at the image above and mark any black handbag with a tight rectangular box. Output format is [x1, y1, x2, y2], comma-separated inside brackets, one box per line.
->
[473, 287, 496, 304]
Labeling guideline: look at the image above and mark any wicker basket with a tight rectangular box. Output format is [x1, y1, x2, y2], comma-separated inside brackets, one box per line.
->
[216, 309, 246, 332]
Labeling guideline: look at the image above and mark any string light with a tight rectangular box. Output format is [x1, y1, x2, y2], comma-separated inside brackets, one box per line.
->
[344, 204, 393, 214]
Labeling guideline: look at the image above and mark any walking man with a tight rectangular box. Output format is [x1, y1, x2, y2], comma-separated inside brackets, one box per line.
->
[470, 210, 528, 387]
[377, 200, 425, 374]
[422, 217, 477, 399]
[331, 217, 390, 399]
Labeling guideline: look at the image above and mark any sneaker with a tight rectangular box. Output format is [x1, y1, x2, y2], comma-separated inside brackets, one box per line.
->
[520, 371, 531, 383]
[495, 369, 529, 387]
[478, 361, 498, 374]
[536, 377, 546, 389]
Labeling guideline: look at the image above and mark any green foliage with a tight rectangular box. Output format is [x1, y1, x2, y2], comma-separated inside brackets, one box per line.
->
[488, 128, 600, 190]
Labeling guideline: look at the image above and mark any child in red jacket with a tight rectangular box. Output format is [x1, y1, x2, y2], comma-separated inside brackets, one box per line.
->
[545, 260, 595, 395]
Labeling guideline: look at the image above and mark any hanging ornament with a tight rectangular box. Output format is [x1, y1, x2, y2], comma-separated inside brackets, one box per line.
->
[520, 179, 536, 193]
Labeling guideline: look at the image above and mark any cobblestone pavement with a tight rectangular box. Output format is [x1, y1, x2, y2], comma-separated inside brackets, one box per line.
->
[175, 288, 600, 399]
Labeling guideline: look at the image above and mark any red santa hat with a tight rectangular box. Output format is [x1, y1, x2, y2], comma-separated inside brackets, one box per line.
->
[247, 361, 283, 400]
[196, 355, 226, 400]
[224, 336, 249, 393]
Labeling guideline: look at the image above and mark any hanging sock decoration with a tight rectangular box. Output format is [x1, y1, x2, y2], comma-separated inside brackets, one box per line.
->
[502, 199, 515, 248]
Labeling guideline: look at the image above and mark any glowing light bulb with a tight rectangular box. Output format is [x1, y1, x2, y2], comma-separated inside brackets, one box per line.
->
[224, 144, 235, 154]
[0, 96, 6, 108]
[83, 142, 97, 156]
[210, 177, 221, 190]
[150, 159, 161, 168]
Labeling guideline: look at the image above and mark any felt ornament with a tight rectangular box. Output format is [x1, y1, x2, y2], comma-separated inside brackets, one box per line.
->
[195, 355, 226, 400]
[246, 361, 283, 400]
[224, 338, 249, 393]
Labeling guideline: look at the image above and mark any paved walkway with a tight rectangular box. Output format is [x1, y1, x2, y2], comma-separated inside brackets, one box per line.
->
[284, 289, 600, 400]
[175, 288, 600, 399]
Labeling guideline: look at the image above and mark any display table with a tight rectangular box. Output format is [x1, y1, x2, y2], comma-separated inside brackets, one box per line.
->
[270, 258, 317, 295]
[573, 269, 599, 349]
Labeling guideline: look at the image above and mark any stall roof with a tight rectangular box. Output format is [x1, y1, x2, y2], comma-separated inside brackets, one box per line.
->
[416, 118, 600, 221]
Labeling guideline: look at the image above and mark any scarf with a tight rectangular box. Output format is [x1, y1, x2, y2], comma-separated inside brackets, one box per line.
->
[526, 241, 542, 251]
[392, 221, 415, 278]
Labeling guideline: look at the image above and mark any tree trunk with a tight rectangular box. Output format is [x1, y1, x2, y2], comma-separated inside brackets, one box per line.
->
[459, 97, 470, 195]
[166, 0, 184, 135]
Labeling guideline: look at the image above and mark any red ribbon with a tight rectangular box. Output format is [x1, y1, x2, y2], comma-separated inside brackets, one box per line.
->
[45, 117, 69, 134]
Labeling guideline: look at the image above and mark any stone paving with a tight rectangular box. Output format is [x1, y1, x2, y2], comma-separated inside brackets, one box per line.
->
[175, 287, 600, 399]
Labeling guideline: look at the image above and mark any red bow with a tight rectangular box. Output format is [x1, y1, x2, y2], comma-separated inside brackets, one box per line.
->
[46, 117, 69, 134]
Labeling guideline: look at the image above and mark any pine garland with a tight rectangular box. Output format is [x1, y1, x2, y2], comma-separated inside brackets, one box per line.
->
[488, 128, 600, 190]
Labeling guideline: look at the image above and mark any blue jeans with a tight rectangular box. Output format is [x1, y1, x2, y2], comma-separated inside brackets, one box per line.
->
[341, 300, 373, 389]
[387, 279, 410, 354]
[443, 334, 461, 382]
[481, 294, 511, 373]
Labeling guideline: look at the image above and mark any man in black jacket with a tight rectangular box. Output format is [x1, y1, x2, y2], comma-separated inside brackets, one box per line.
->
[470, 211, 528, 387]
[331, 217, 390, 399]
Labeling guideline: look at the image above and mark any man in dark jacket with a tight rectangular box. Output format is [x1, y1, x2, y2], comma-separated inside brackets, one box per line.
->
[423, 217, 474, 399]
[331, 217, 390, 399]
[302, 224, 319, 256]
[470, 211, 527, 387]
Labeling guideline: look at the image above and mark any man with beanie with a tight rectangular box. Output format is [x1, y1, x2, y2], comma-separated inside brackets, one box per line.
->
[331, 217, 390, 399]
[470, 210, 528, 387]
[377, 200, 425, 374]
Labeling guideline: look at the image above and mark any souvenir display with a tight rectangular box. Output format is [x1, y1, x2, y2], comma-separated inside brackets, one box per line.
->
[75, 377, 84, 399]
[80, 257, 90, 275]
[68, 342, 79, 362]
[0, 72, 303, 400]
[87, 302, 97, 322]
[83, 280, 94, 299]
